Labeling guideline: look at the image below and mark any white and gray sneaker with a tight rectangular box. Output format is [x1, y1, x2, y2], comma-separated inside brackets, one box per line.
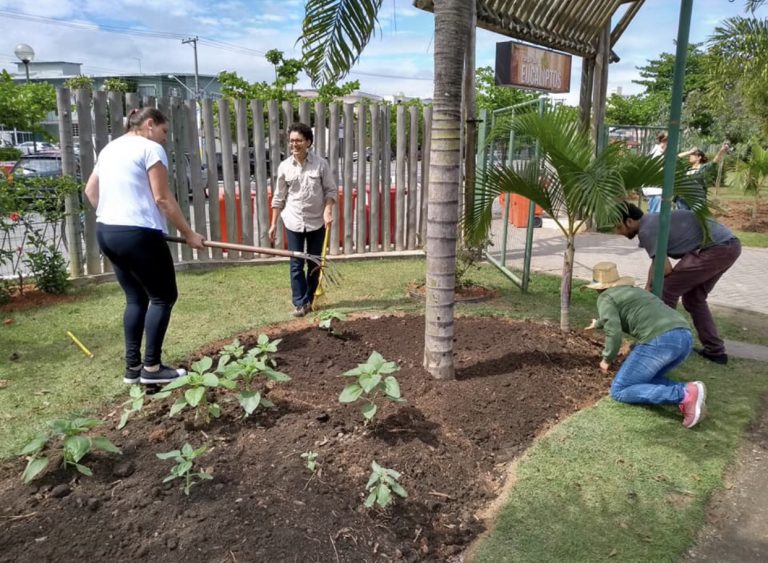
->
[139, 365, 187, 385]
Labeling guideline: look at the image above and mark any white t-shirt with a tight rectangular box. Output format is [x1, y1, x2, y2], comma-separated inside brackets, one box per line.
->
[93, 134, 169, 232]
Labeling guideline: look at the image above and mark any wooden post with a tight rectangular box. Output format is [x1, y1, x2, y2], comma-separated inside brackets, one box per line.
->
[356, 103, 367, 253]
[382, 104, 392, 251]
[125, 92, 139, 114]
[407, 105, 419, 249]
[93, 92, 111, 271]
[171, 97, 192, 261]
[268, 101, 284, 250]
[592, 23, 611, 150]
[299, 100, 311, 125]
[218, 98, 237, 257]
[369, 104, 381, 251]
[315, 102, 327, 159]
[328, 102, 340, 255]
[184, 100, 207, 260]
[235, 98, 253, 250]
[395, 104, 406, 251]
[342, 103, 354, 254]
[252, 100, 270, 249]
[56, 88, 83, 277]
[107, 91, 124, 142]
[579, 58, 595, 134]
[76, 89, 100, 275]
[282, 100, 293, 156]
[420, 106, 432, 247]
[202, 99, 221, 259]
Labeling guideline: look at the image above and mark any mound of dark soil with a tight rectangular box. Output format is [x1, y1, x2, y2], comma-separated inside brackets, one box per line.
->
[0, 315, 611, 562]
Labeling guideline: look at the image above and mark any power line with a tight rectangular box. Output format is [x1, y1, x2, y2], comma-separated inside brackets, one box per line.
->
[0, 9, 266, 57]
[349, 69, 433, 81]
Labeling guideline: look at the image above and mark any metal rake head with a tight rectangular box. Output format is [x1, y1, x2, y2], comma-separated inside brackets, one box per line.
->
[309, 258, 341, 287]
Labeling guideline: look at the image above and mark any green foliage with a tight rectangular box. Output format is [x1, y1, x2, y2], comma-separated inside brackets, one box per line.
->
[0, 147, 21, 161]
[250, 333, 282, 367]
[117, 385, 146, 429]
[103, 78, 134, 93]
[317, 309, 346, 335]
[156, 443, 212, 495]
[339, 351, 404, 424]
[364, 461, 407, 508]
[0, 70, 56, 134]
[316, 80, 360, 103]
[155, 357, 235, 422]
[727, 141, 768, 224]
[19, 417, 121, 483]
[23, 234, 69, 294]
[63, 75, 94, 90]
[301, 450, 318, 473]
[605, 93, 662, 127]
[301, 0, 383, 86]
[475, 66, 538, 112]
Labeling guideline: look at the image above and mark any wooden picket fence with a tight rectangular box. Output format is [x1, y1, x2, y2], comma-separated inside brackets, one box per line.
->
[55, 89, 433, 277]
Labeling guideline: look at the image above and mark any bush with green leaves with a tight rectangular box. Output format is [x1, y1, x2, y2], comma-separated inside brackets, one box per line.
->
[364, 461, 408, 509]
[117, 385, 146, 429]
[155, 357, 235, 422]
[317, 310, 346, 336]
[20, 417, 121, 483]
[156, 443, 212, 495]
[339, 352, 405, 424]
[217, 342, 291, 417]
[301, 451, 318, 473]
[23, 231, 69, 294]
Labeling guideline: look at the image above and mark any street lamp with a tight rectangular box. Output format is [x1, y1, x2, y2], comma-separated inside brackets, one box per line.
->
[167, 74, 197, 99]
[14, 43, 35, 83]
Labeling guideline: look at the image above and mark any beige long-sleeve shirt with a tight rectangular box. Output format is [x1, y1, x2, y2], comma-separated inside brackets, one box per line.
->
[272, 152, 336, 232]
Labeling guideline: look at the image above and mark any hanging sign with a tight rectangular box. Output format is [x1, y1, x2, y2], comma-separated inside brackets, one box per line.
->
[495, 41, 572, 94]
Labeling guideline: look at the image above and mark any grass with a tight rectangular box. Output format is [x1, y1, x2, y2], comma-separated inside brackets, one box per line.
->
[2, 258, 768, 562]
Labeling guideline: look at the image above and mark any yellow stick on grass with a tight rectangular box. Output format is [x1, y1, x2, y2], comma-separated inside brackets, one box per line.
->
[66, 331, 94, 358]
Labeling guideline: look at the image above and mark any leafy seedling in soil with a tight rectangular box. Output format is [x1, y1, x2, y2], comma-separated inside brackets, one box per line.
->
[156, 443, 213, 495]
[154, 357, 235, 423]
[317, 310, 347, 338]
[20, 417, 121, 484]
[301, 451, 319, 473]
[339, 351, 405, 425]
[217, 346, 291, 417]
[219, 338, 245, 365]
[364, 461, 408, 509]
[250, 333, 282, 368]
[117, 384, 146, 429]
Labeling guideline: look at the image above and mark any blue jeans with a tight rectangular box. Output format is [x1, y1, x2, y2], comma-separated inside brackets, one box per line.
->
[285, 226, 326, 307]
[610, 328, 692, 405]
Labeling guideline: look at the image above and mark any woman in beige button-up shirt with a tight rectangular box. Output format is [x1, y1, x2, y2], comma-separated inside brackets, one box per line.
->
[269, 122, 336, 317]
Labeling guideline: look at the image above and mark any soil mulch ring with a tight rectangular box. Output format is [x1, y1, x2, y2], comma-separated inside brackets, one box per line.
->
[0, 314, 612, 563]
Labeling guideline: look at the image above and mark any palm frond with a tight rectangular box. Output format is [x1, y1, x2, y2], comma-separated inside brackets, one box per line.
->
[300, 0, 383, 86]
[746, 0, 766, 14]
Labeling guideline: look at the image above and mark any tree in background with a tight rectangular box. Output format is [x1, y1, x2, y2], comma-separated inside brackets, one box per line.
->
[63, 75, 94, 91]
[474, 66, 537, 112]
[0, 71, 56, 139]
[727, 141, 768, 227]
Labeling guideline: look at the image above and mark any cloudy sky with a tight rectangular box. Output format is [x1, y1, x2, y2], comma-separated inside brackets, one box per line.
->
[0, 0, 763, 105]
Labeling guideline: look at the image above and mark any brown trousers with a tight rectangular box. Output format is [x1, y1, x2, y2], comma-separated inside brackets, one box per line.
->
[662, 239, 742, 355]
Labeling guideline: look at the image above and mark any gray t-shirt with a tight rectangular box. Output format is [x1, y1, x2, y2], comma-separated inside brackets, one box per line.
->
[637, 210, 734, 259]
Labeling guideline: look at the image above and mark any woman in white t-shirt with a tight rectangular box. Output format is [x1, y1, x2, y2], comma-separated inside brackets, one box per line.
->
[84, 107, 205, 385]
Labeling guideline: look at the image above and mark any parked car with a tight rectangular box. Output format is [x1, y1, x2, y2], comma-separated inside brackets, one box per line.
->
[15, 141, 57, 155]
[183, 153, 209, 197]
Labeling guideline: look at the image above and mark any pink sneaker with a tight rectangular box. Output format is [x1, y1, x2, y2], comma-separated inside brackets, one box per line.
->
[679, 381, 706, 428]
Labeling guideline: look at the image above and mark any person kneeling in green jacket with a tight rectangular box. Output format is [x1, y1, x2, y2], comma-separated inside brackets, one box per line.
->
[585, 262, 706, 429]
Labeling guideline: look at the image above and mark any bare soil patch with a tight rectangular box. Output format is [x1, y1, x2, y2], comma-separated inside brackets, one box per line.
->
[0, 286, 83, 314]
[711, 198, 768, 233]
[0, 315, 611, 562]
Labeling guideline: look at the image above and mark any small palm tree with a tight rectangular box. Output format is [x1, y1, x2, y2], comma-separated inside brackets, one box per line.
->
[727, 141, 768, 228]
[465, 108, 704, 332]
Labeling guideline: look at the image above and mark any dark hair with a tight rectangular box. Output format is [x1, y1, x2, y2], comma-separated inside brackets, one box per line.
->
[125, 107, 167, 133]
[691, 149, 708, 163]
[656, 132, 668, 143]
[287, 122, 313, 147]
[619, 203, 644, 224]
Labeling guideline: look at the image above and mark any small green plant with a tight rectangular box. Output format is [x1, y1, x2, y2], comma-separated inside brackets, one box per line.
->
[117, 385, 146, 429]
[156, 443, 212, 495]
[19, 417, 121, 483]
[219, 338, 245, 365]
[364, 461, 408, 509]
[301, 451, 318, 473]
[339, 351, 405, 424]
[317, 310, 346, 337]
[251, 333, 282, 367]
[155, 357, 235, 422]
[24, 232, 70, 294]
[218, 347, 291, 416]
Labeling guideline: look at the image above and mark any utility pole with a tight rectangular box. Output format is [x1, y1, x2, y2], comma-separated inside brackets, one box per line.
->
[182, 36, 200, 99]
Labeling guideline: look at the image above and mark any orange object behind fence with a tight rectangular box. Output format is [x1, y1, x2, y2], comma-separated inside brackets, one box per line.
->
[498, 193, 543, 228]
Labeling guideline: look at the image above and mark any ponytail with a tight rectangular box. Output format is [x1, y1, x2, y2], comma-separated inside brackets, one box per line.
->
[124, 107, 167, 133]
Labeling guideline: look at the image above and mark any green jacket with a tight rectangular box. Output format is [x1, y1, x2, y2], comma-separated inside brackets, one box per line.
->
[596, 286, 690, 362]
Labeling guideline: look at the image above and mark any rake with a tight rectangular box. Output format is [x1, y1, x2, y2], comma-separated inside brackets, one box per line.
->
[311, 226, 332, 310]
[165, 235, 341, 286]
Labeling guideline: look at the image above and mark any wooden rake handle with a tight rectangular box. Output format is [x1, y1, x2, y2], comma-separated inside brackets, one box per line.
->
[164, 235, 323, 266]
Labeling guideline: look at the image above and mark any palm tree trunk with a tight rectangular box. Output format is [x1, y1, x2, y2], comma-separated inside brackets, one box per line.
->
[423, 0, 471, 380]
[560, 236, 575, 332]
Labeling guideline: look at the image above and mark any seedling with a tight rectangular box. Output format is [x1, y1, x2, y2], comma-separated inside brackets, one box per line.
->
[156, 443, 212, 495]
[219, 338, 245, 365]
[301, 451, 318, 473]
[218, 347, 291, 417]
[117, 384, 146, 429]
[317, 310, 346, 337]
[364, 461, 408, 509]
[251, 333, 282, 367]
[155, 357, 236, 422]
[339, 351, 405, 424]
[20, 417, 121, 484]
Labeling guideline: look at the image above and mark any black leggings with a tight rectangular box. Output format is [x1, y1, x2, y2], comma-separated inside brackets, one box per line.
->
[97, 224, 178, 368]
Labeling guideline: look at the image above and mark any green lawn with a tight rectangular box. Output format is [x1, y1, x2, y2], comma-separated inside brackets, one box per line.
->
[2, 258, 768, 562]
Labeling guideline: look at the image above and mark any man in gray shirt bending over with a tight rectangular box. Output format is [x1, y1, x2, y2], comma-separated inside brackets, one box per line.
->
[616, 203, 741, 365]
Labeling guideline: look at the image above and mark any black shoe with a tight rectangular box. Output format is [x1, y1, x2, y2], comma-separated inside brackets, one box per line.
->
[139, 365, 187, 384]
[124, 366, 142, 384]
[695, 349, 728, 365]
